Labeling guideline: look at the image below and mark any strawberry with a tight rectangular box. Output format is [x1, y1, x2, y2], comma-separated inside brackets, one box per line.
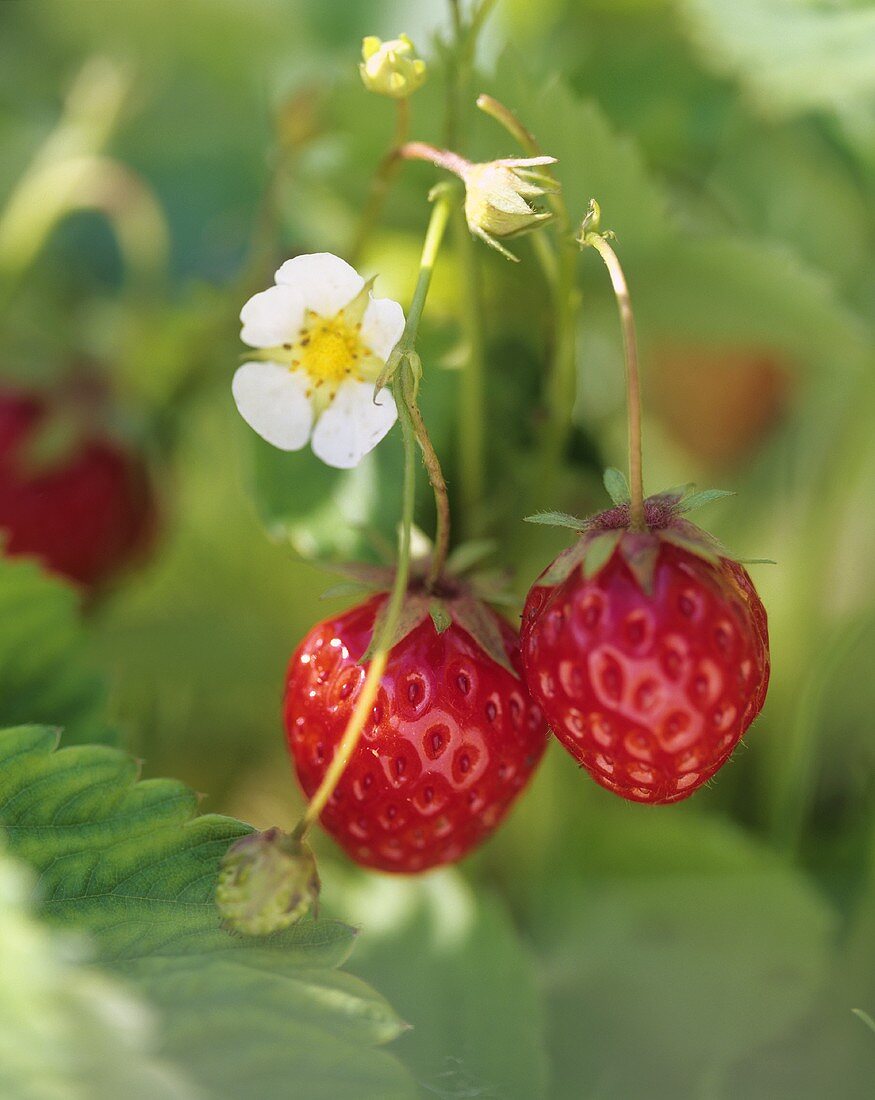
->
[649, 345, 790, 469]
[0, 388, 155, 591]
[284, 593, 548, 872]
[521, 483, 770, 804]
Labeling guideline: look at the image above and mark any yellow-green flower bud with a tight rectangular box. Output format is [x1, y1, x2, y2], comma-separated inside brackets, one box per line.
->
[461, 156, 560, 261]
[360, 34, 427, 99]
[216, 828, 320, 935]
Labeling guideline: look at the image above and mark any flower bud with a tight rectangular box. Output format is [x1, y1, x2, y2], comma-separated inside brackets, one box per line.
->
[360, 35, 427, 99]
[216, 827, 320, 935]
[461, 157, 560, 260]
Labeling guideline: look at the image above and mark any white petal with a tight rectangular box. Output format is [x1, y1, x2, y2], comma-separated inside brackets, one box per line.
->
[240, 285, 305, 348]
[361, 296, 405, 362]
[232, 362, 313, 451]
[311, 380, 397, 469]
[274, 253, 364, 317]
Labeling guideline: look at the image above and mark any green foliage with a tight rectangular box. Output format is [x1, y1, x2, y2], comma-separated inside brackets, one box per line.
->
[0, 726, 415, 1100]
[0, 843, 189, 1100]
[0, 557, 113, 746]
[681, 0, 875, 118]
[525, 797, 836, 1097]
[329, 869, 549, 1100]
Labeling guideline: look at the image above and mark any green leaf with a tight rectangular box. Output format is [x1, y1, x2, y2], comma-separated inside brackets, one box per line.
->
[680, 0, 875, 119]
[523, 510, 587, 531]
[492, 53, 669, 251]
[526, 804, 835, 1097]
[676, 488, 736, 513]
[329, 870, 550, 1100]
[252, 442, 389, 563]
[0, 556, 114, 746]
[603, 467, 631, 505]
[636, 234, 869, 370]
[0, 843, 192, 1099]
[0, 725, 416, 1100]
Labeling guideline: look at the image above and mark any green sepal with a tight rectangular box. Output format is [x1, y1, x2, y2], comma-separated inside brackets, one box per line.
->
[361, 596, 432, 663]
[603, 467, 631, 505]
[445, 539, 497, 575]
[583, 530, 622, 578]
[735, 557, 777, 566]
[537, 539, 588, 588]
[619, 533, 660, 596]
[677, 489, 736, 514]
[660, 531, 720, 566]
[429, 600, 452, 634]
[450, 596, 519, 679]
[523, 510, 587, 531]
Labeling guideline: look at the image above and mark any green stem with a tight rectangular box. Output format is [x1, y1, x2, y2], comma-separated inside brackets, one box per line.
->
[400, 186, 455, 343]
[475, 94, 578, 498]
[585, 233, 645, 529]
[452, 202, 487, 537]
[294, 166, 457, 838]
[294, 364, 418, 838]
[349, 96, 410, 265]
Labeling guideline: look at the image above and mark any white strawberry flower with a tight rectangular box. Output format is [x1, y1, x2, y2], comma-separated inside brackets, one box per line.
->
[233, 254, 405, 468]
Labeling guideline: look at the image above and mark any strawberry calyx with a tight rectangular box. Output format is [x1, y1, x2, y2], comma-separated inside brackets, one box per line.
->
[318, 539, 521, 678]
[526, 468, 772, 595]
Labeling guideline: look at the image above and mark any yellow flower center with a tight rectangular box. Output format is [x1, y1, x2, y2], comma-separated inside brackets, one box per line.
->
[298, 322, 362, 386]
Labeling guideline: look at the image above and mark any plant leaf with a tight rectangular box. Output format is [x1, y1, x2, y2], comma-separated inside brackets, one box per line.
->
[0, 842, 193, 1099]
[603, 467, 631, 505]
[0, 556, 115, 746]
[677, 488, 736, 513]
[523, 510, 587, 531]
[330, 870, 550, 1100]
[680, 0, 875, 120]
[0, 726, 416, 1100]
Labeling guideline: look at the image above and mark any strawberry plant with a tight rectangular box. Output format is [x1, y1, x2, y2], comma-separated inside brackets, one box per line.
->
[2, 0, 875, 1097]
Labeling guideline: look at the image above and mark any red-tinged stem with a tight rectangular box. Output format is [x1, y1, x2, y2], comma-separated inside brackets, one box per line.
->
[586, 234, 645, 530]
[398, 141, 470, 178]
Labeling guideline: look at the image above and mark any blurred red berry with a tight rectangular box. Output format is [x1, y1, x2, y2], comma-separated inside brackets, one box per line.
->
[649, 345, 791, 469]
[0, 389, 156, 591]
[284, 595, 548, 873]
[522, 518, 770, 804]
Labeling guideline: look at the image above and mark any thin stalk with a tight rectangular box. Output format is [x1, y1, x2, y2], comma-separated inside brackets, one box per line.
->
[451, 202, 486, 537]
[586, 234, 645, 529]
[293, 193, 454, 835]
[402, 366, 451, 588]
[294, 365, 418, 838]
[349, 96, 410, 265]
[398, 141, 470, 178]
[474, 94, 578, 496]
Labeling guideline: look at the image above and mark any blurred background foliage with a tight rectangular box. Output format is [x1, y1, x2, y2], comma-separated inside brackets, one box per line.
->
[1, 0, 874, 1096]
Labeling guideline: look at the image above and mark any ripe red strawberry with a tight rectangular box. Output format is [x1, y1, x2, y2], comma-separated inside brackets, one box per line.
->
[0, 388, 155, 591]
[521, 488, 770, 804]
[284, 594, 548, 872]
